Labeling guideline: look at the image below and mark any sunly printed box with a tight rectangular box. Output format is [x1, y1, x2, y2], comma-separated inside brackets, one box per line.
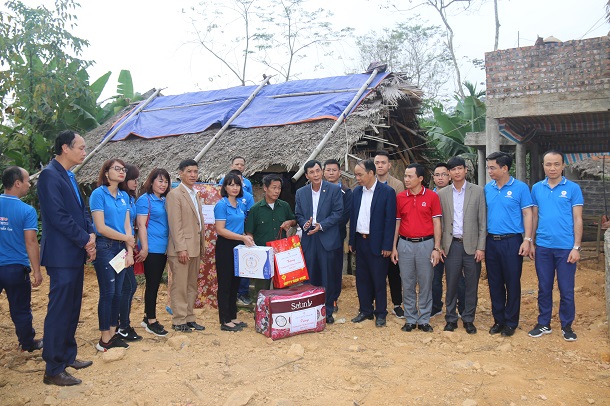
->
[255, 284, 326, 340]
[233, 245, 274, 279]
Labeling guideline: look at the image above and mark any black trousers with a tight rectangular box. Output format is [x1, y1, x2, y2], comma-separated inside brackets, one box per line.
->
[143, 253, 168, 320]
[216, 236, 240, 324]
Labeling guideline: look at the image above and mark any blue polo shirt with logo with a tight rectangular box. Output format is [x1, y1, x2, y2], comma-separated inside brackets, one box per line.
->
[0, 194, 38, 267]
[214, 197, 248, 234]
[90, 186, 130, 235]
[136, 193, 169, 254]
[531, 177, 583, 249]
[485, 176, 533, 235]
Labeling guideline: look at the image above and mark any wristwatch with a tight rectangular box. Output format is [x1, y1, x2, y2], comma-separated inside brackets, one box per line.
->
[433, 247, 442, 252]
[572, 246, 581, 252]
[524, 237, 533, 243]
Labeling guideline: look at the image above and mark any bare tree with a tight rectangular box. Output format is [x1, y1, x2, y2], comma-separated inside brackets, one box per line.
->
[355, 22, 452, 100]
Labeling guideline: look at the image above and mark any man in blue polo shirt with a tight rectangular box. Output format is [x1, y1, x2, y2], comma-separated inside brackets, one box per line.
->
[485, 152, 533, 337]
[0, 166, 43, 352]
[528, 150, 583, 341]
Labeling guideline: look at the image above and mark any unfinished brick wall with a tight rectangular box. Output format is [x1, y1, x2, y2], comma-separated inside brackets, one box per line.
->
[485, 36, 610, 100]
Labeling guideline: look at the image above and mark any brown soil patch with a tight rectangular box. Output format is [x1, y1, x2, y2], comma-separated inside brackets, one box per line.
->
[1, 258, 609, 405]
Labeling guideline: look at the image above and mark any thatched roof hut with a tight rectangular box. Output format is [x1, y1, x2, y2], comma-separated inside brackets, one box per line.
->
[78, 72, 426, 187]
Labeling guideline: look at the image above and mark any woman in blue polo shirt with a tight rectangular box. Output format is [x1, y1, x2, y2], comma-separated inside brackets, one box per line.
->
[90, 159, 135, 351]
[116, 164, 142, 342]
[214, 173, 254, 332]
[135, 168, 171, 337]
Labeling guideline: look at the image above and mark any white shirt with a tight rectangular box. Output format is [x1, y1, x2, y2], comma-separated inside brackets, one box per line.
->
[452, 181, 466, 238]
[311, 187, 321, 225]
[182, 182, 201, 231]
[356, 180, 377, 234]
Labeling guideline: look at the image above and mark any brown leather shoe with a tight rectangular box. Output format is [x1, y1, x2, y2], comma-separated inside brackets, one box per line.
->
[68, 359, 93, 370]
[43, 371, 82, 386]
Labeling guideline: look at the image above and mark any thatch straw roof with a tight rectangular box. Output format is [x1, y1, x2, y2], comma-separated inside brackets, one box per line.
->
[78, 73, 424, 184]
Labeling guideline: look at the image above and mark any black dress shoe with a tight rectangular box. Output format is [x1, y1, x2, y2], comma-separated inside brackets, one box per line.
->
[417, 323, 434, 332]
[173, 324, 192, 333]
[501, 325, 516, 337]
[444, 322, 458, 332]
[375, 317, 386, 327]
[463, 322, 477, 334]
[220, 323, 242, 332]
[21, 338, 43, 352]
[326, 315, 335, 324]
[68, 359, 93, 370]
[186, 321, 205, 331]
[489, 323, 504, 335]
[351, 313, 374, 323]
[43, 371, 82, 386]
[401, 323, 416, 332]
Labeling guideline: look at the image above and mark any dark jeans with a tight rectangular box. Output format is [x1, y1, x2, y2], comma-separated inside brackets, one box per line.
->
[118, 266, 136, 329]
[0, 264, 35, 348]
[238, 277, 250, 298]
[93, 236, 126, 330]
[144, 253, 167, 320]
[216, 236, 240, 324]
[535, 246, 576, 327]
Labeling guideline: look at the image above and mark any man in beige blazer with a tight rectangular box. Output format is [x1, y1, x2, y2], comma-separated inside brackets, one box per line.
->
[438, 156, 486, 334]
[166, 159, 205, 332]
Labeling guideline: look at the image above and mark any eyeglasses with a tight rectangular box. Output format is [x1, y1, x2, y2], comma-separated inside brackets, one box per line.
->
[433, 173, 449, 177]
[110, 166, 127, 173]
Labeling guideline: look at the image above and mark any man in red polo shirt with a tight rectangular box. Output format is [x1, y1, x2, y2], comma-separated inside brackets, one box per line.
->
[391, 163, 442, 332]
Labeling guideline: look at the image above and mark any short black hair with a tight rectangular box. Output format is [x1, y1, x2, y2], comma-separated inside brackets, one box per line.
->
[178, 159, 198, 171]
[356, 159, 376, 174]
[221, 173, 244, 198]
[407, 163, 425, 178]
[434, 163, 449, 171]
[486, 152, 512, 170]
[303, 160, 322, 174]
[323, 159, 340, 169]
[231, 156, 245, 164]
[542, 149, 564, 164]
[54, 130, 77, 156]
[2, 166, 25, 189]
[447, 156, 466, 170]
[263, 174, 283, 188]
[373, 150, 390, 160]
[228, 169, 243, 177]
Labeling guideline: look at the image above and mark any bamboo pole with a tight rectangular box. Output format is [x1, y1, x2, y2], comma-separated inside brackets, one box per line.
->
[72, 88, 163, 175]
[193, 76, 272, 163]
[291, 69, 380, 182]
[270, 88, 372, 99]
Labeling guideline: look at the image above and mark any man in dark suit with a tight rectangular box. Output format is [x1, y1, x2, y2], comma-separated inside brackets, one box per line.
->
[349, 160, 396, 327]
[38, 130, 96, 386]
[323, 159, 352, 312]
[438, 156, 486, 334]
[295, 160, 343, 324]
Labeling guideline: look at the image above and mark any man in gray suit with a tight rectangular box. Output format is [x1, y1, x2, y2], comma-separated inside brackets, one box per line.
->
[438, 157, 486, 334]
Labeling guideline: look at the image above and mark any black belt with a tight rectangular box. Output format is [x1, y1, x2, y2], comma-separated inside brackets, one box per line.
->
[452, 237, 463, 242]
[400, 235, 433, 243]
[488, 233, 520, 241]
[356, 232, 369, 239]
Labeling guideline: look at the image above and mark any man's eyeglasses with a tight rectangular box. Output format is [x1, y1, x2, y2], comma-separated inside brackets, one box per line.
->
[111, 166, 127, 173]
[433, 173, 449, 178]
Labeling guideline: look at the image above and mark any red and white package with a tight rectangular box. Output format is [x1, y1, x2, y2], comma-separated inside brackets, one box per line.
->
[255, 284, 326, 340]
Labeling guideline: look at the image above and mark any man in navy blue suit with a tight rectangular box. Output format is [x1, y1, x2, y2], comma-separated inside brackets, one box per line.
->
[295, 160, 343, 324]
[38, 130, 96, 386]
[348, 160, 396, 327]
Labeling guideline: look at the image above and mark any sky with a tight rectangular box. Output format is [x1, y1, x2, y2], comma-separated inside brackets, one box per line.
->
[10, 0, 610, 101]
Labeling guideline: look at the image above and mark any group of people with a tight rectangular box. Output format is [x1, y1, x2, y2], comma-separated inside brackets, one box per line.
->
[0, 129, 583, 388]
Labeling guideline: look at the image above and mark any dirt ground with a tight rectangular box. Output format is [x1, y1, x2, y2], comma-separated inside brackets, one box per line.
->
[1, 252, 610, 406]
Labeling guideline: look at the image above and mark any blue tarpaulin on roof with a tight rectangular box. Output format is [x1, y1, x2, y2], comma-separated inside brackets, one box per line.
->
[106, 72, 390, 141]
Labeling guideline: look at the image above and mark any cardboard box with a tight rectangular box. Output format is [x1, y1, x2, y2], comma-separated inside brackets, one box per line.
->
[233, 245, 275, 279]
[255, 284, 326, 340]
